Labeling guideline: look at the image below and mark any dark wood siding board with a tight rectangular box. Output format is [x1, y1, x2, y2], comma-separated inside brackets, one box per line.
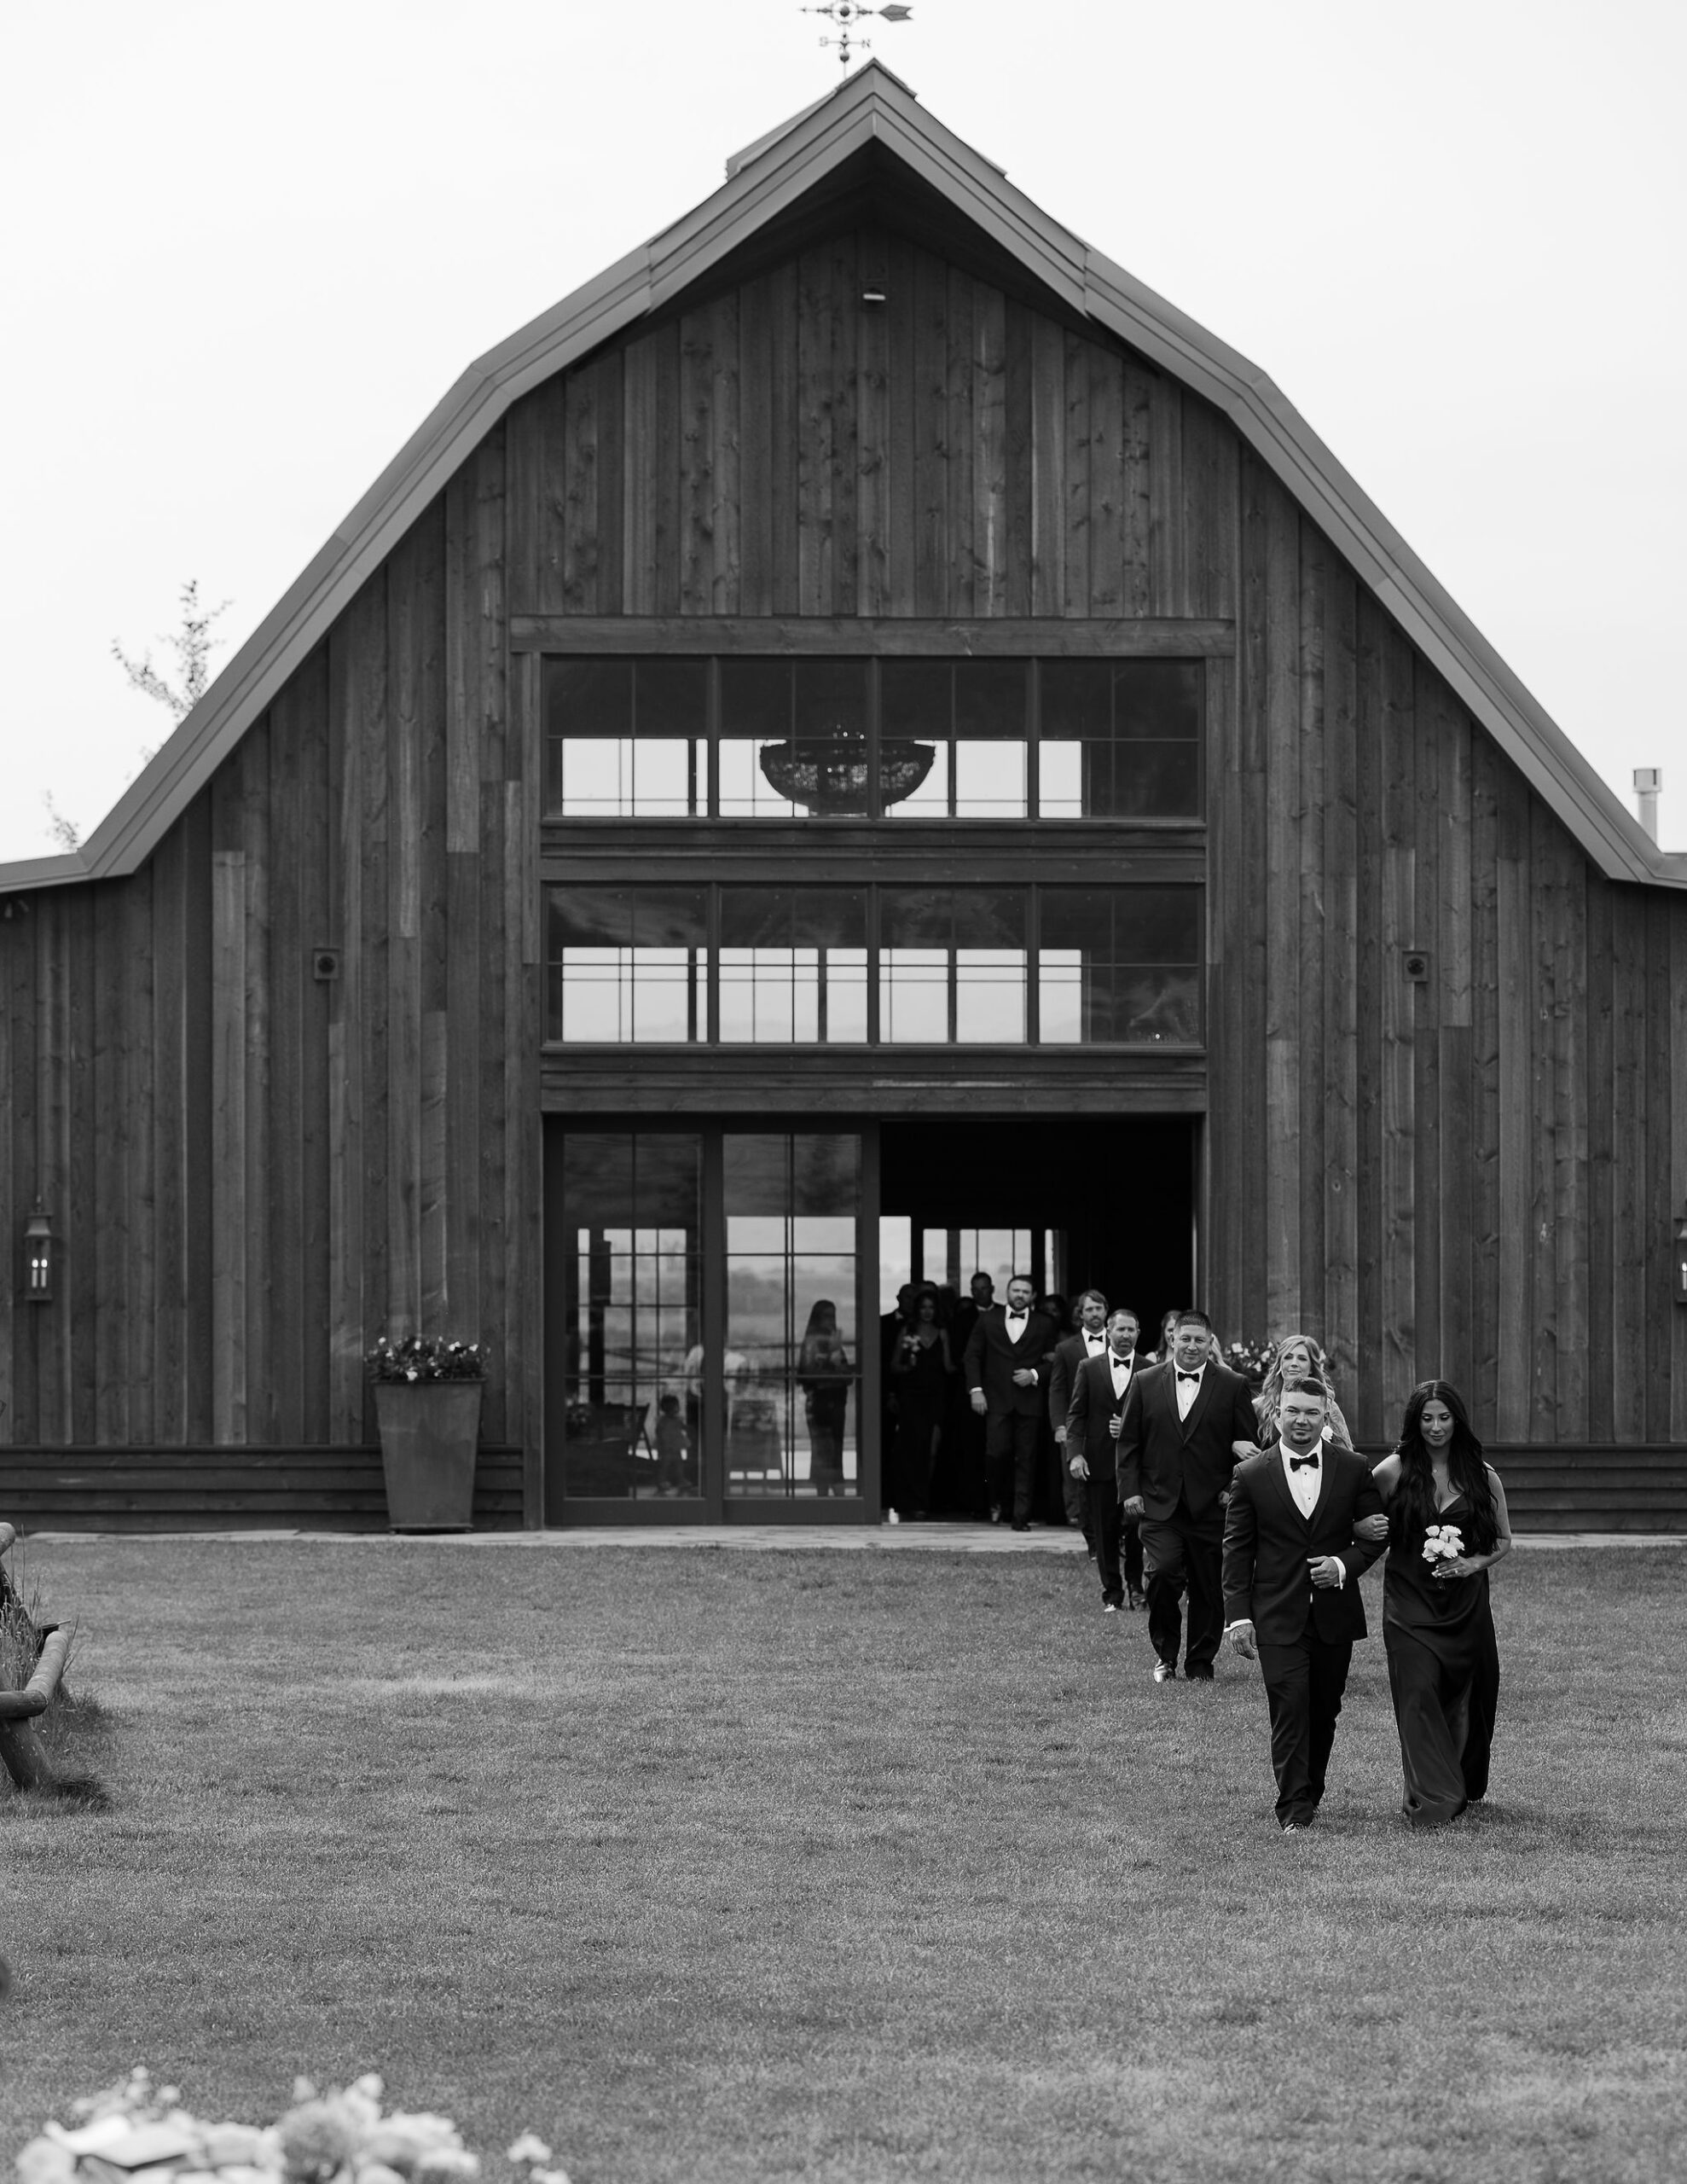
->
[3, 917, 31, 1441]
[1060, 330, 1091, 620]
[1351, 598, 1388, 1445]
[1234, 456, 1273, 1337]
[1296, 522, 1328, 1345]
[328, 607, 364, 1443]
[943, 263, 977, 617]
[559, 362, 599, 616]
[797, 244, 839, 616]
[503, 374, 563, 621]
[829, 235, 862, 617]
[210, 839, 247, 1445]
[1180, 392, 1240, 623]
[1556, 831, 1591, 1441]
[1029, 311, 1064, 617]
[419, 511, 451, 1334]
[447, 429, 508, 817]
[1645, 893, 1676, 1441]
[622, 332, 659, 618]
[241, 723, 275, 1443]
[1147, 365, 1185, 617]
[1085, 340, 1124, 619]
[1377, 620, 1417, 1418]
[1609, 888, 1649, 1443]
[736, 271, 775, 616]
[913, 247, 949, 617]
[124, 866, 157, 1447]
[654, 319, 684, 618]
[882, 235, 919, 617]
[1411, 673, 1442, 1384]
[972, 279, 1008, 619]
[1672, 901, 1687, 1444]
[768, 259, 801, 617]
[1260, 478, 1301, 1339]
[1524, 799, 1560, 1439]
[268, 682, 305, 1446]
[594, 351, 626, 620]
[1320, 558, 1360, 1400]
[710, 289, 743, 614]
[182, 792, 215, 1446]
[1585, 875, 1615, 1443]
[516, 613, 1237, 656]
[89, 881, 124, 1446]
[1493, 756, 1533, 1441]
[357, 572, 391, 1386]
[40, 897, 72, 1447]
[1120, 357, 1155, 619]
[298, 647, 334, 1448]
[1001, 297, 1035, 618]
[386, 520, 432, 1339]
[680, 301, 716, 616]
[478, 777, 510, 1447]
[855, 232, 891, 617]
[445, 845, 484, 1345]
[1435, 694, 1475, 1396]
[1468, 735, 1501, 1433]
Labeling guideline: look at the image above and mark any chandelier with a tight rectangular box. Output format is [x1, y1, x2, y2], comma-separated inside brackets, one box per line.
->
[758, 732, 935, 815]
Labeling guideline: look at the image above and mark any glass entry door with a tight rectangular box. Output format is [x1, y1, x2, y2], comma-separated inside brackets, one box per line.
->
[545, 1123, 878, 1521]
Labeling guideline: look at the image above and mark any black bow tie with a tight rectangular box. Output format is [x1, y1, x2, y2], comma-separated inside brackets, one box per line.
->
[1177, 1369, 1202, 1383]
[1289, 1452, 1320, 1472]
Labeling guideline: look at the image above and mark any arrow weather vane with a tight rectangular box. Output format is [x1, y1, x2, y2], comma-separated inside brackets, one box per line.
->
[801, 2, 913, 68]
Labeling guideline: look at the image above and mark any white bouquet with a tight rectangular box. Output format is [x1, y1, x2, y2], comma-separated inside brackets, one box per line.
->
[15, 2070, 568, 2184]
[1422, 1523, 1464, 1565]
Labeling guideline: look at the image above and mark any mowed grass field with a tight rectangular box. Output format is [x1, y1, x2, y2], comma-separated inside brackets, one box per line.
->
[3, 1536, 1685, 2183]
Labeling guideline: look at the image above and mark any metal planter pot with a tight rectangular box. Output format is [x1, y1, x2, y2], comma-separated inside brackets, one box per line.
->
[374, 1380, 484, 1531]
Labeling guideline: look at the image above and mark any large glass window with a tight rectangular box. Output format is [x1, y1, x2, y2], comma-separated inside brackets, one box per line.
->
[882, 659, 1028, 818]
[725, 1134, 861, 1496]
[1039, 886, 1202, 1044]
[719, 886, 868, 1043]
[542, 655, 1203, 821]
[880, 887, 1029, 1043]
[544, 884, 1201, 1046]
[718, 659, 871, 817]
[1039, 661, 1201, 818]
[548, 886, 706, 1043]
[559, 1134, 704, 1500]
[543, 659, 707, 817]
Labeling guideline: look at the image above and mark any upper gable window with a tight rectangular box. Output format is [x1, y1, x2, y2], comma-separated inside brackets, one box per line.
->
[542, 657, 1202, 822]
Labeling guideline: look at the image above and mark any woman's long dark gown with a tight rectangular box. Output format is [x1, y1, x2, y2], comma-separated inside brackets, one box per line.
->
[892, 1334, 948, 1516]
[1383, 1493, 1499, 1827]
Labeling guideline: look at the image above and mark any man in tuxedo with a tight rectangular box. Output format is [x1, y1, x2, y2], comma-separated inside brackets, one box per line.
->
[1049, 1290, 1110, 1548]
[965, 1274, 1058, 1530]
[1064, 1305, 1148, 1612]
[1222, 1378, 1388, 1831]
[1116, 1306, 1257, 1680]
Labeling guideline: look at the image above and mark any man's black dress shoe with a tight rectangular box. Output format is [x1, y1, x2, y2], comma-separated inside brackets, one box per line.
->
[1011, 1519, 1029, 1532]
[1152, 1660, 1175, 1683]
[1185, 1667, 1215, 1682]
[1127, 1588, 1145, 1611]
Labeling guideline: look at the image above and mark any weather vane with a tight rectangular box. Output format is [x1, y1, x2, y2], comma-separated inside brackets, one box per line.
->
[801, 2, 913, 69]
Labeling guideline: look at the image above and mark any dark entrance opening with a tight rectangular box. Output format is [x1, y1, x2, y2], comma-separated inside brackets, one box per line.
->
[877, 1114, 1199, 1518]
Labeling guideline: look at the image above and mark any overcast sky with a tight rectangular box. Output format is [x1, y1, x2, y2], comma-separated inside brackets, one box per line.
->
[2, 0, 1682, 862]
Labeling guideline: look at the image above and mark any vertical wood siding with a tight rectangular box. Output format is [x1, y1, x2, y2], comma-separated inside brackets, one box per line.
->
[1, 228, 1683, 1477]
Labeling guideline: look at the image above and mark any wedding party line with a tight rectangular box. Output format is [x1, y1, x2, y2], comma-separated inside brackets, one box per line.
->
[884, 1280, 1510, 1833]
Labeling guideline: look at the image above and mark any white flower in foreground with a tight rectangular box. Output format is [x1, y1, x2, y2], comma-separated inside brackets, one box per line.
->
[14, 2140, 77, 2184]
[530, 2168, 572, 2184]
[506, 2139, 553, 2167]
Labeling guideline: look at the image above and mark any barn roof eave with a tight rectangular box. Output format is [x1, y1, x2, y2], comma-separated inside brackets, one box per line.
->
[3, 58, 1681, 893]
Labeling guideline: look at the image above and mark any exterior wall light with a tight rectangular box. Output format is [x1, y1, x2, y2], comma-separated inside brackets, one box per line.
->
[23, 1200, 54, 1304]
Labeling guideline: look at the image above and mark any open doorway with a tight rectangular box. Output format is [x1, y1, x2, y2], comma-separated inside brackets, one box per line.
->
[877, 1115, 1198, 1517]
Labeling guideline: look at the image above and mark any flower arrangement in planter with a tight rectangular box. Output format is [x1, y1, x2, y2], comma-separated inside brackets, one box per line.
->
[365, 1338, 489, 1385]
[364, 1338, 490, 1531]
[14, 2069, 568, 2184]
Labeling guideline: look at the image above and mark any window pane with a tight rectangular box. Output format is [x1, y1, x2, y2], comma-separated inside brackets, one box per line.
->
[555, 739, 630, 817]
[560, 1131, 702, 1502]
[1038, 660, 1201, 818]
[1106, 742, 1201, 818]
[547, 659, 633, 737]
[630, 739, 699, 817]
[883, 661, 952, 819]
[793, 659, 867, 741]
[881, 950, 948, 1043]
[718, 735, 799, 818]
[547, 887, 705, 1044]
[951, 889, 1026, 948]
[1114, 660, 1202, 741]
[1035, 887, 1202, 1046]
[954, 739, 1026, 816]
[955, 952, 1027, 1043]
[954, 659, 1027, 740]
[636, 659, 707, 738]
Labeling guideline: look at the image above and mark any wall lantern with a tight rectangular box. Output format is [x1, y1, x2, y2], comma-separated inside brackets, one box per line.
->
[1676, 1200, 1687, 1308]
[23, 1200, 54, 1304]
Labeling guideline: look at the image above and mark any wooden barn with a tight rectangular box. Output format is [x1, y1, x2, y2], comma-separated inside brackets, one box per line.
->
[3, 66, 1684, 1533]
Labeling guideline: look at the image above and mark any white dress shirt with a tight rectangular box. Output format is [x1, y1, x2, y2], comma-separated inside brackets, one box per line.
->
[1174, 1362, 1204, 1420]
[1110, 1350, 1134, 1397]
[1083, 1330, 1107, 1356]
[1280, 1442, 1345, 1583]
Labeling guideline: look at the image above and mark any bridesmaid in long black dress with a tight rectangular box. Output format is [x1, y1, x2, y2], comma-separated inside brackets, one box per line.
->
[890, 1287, 953, 1519]
[1371, 1381, 1513, 1828]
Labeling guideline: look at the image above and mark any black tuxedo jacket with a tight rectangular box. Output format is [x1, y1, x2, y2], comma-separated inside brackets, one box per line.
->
[1115, 1358, 1256, 1523]
[1220, 1443, 1386, 1645]
[1048, 1331, 1110, 1434]
[964, 1306, 1058, 1418]
[1064, 1349, 1142, 1472]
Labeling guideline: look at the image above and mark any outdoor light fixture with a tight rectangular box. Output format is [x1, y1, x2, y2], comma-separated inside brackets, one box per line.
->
[1675, 1200, 1687, 1307]
[861, 288, 887, 305]
[23, 1201, 54, 1304]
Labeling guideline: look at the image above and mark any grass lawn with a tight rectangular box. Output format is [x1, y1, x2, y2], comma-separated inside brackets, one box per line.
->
[3, 1536, 1685, 2183]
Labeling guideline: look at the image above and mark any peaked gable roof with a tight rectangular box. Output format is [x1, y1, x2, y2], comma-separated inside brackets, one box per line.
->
[5, 61, 1680, 892]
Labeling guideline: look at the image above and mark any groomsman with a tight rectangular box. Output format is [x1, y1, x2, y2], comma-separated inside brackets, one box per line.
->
[1049, 1291, 1110, 1545]
[965, 1275, 1058, 1530]
[1116, 1308, 1257, 1680]
[1064, 1306, 1148, 1612]
[1221, 1378, 1387, 1830]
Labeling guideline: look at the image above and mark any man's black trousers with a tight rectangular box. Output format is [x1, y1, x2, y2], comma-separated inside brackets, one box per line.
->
[1256, 1628, 1354, 1827]
[1081, 1475, 1142, 1606]
[1139, 1502, 1225, 1674]
[985, 1409, 1041, 1523]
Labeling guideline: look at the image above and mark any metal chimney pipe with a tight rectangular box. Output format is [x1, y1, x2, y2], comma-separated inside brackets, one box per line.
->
[1633, 768, 1661, 843]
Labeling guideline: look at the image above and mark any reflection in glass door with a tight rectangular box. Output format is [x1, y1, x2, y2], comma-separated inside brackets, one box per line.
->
[724, 1134, 861, 1497]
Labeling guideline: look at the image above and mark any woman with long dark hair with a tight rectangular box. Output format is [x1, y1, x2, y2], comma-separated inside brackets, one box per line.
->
[798, 1298, 853, 1498]
[1371, 1381, 1512, 1827]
